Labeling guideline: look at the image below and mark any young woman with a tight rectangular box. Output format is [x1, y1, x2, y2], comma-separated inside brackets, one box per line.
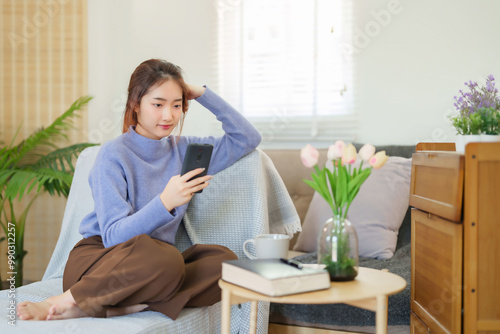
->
[17, 58, 261, 321]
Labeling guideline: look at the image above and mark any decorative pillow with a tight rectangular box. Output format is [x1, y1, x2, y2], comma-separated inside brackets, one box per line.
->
[293, 156, 412, 259]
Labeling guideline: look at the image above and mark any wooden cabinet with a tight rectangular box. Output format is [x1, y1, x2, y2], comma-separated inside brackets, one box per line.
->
[410, 142, 500, 334]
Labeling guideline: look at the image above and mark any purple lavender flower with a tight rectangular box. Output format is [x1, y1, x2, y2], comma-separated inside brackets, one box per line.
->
[453, 74, 500, 116]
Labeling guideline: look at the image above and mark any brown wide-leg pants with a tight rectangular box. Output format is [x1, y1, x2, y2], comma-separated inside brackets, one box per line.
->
[62, 233, 237, 320]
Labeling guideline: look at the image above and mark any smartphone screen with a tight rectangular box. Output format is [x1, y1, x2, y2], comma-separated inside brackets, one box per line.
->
[181, 143, 213, 193]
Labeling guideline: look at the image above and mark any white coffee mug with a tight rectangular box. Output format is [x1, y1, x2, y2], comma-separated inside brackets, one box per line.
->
[243, 234, 290, 259]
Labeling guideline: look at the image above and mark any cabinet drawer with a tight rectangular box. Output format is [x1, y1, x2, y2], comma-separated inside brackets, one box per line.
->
[411, 209, 463, 334]
[410, 151, 464, 222]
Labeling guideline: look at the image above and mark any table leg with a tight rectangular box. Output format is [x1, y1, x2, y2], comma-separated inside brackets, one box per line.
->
[375, 295, 388, 334]
[249, 300, 258, 334]
[221, 288, 231, 334]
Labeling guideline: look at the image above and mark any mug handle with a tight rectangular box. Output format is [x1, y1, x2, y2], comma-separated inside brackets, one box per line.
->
[243, 239, 257, 259]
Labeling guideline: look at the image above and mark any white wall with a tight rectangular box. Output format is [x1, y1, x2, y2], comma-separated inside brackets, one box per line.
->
[352, 0, 500, 145]
[87, 0, 217, 143]
[88, 0, 500, 146]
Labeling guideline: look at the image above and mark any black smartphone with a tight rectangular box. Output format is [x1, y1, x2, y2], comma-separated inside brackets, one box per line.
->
[181, 143, 214, 193]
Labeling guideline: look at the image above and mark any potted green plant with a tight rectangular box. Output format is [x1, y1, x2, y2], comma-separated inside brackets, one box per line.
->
[0, 96, 97, 287]
[477, 107, 500, 141]
[451, 74, 500, 152]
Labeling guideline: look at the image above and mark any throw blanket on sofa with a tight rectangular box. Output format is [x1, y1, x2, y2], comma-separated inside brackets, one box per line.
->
[182, 149, 302, 255]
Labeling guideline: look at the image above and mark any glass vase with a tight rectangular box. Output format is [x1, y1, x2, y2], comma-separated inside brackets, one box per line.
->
[317, 215, 359, 281]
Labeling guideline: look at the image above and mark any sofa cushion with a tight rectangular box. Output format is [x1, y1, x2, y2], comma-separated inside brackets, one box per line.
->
[293, 156, 412, 259]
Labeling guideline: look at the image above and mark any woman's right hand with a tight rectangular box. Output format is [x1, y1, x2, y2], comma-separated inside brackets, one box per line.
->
[160, 168, 212, 212]
[186, 84, 206, 100]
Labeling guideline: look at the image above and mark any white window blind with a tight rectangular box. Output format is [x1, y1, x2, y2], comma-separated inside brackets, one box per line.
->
[216, 0, 355, 148]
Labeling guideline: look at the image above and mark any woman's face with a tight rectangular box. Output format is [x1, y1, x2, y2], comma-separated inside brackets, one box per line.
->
[134, 79, 184, 140]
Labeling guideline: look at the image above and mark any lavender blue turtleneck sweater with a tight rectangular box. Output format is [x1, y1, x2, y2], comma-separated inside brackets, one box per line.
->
[78, 87, 261, 248]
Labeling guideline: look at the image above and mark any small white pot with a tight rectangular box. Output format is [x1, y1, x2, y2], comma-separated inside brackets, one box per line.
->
[480, 134, 500, 142]
[455, 135, 481, 153]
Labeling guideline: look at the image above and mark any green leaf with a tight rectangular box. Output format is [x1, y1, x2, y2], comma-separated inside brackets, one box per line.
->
[328, 166, 338, 202]
[325, 168, 337, 211]
[3, 170, 35, 201]
[347, 168, 371, 194]
[303, 179, 321, 193]
[0, 97, 97, 204]
[311, 171, 332, 203]
[346, 169, 371, 204]
[32, 143, 96, 172]
[311, 172, 326, 194]
[6, 96, 93, 168]
[336, 166, 347, 210]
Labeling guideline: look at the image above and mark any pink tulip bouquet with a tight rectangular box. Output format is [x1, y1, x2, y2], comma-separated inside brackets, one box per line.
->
[300, 141, 389, 220]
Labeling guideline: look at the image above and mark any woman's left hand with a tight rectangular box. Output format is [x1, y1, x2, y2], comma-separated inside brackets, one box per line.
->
[186, 84, 206, 100]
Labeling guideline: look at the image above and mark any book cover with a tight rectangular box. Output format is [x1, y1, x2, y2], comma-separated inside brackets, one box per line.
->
[222, 258, 330, 296]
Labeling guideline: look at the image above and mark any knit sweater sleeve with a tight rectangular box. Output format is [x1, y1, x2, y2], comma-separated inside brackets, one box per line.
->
[186, 87, 262, 174]
[85, 144, 176, 248]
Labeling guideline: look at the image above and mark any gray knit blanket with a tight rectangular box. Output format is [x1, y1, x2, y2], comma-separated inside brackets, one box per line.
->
[183, 148, 302, 255]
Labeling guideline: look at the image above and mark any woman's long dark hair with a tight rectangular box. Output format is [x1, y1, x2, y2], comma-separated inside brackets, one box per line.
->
[122, 59, 189, 134]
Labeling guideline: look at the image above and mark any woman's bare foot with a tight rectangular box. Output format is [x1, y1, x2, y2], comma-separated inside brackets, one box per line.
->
[46, 301, 87, 320]
[17, 288, 148, 321]
[17, 300, 54, 320]
[17, 289, 86, 321]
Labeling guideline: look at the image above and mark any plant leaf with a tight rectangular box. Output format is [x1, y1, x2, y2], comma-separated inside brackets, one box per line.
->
[6, 96, 93, 168]
[303, 178, 322, 194]
[0, 96, 96, 202]
[32, 143, 97, 173]
[336, 166, 347, 210]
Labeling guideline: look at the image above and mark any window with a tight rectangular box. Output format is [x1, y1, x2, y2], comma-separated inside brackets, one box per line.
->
[216, 0, 354, 147]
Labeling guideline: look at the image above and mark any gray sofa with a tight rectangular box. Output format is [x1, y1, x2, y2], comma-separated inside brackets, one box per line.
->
[264, 144, 415, 333]
[0, 144, 412, 333]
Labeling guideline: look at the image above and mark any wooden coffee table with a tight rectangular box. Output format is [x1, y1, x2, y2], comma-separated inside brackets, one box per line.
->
[219, 267, 407, 334]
